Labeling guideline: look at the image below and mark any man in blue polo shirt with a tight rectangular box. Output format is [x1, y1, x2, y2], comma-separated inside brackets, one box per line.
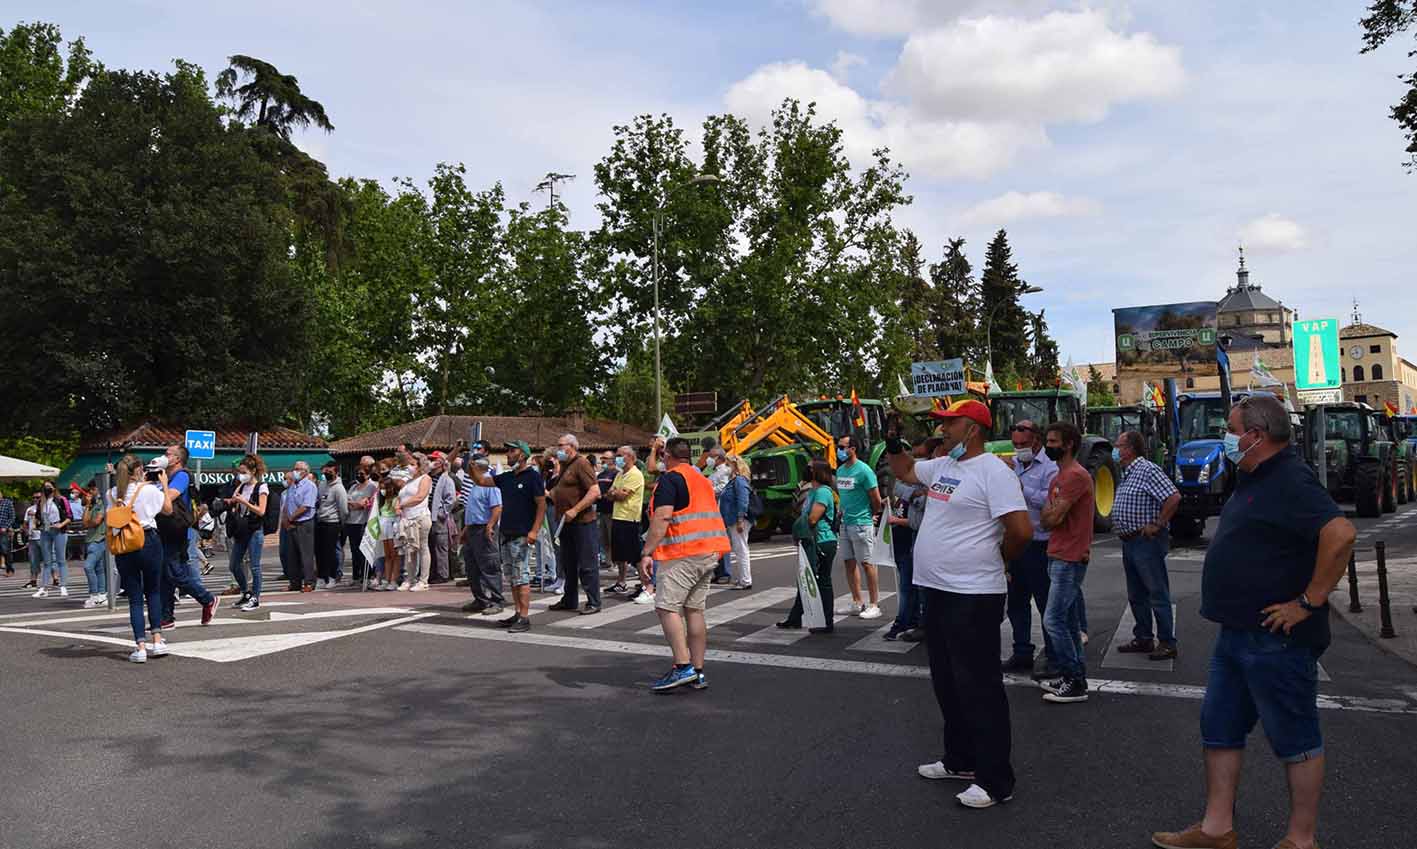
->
[465, 441, 546, 633]
[158, 446, 218, 627]
[1153, 395, 1355, 849]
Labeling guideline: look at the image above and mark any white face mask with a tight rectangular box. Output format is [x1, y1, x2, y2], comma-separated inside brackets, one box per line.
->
[1014, 447, 1034, 465]
[237, 473, 251, 484]
[293, 470, 304, 480]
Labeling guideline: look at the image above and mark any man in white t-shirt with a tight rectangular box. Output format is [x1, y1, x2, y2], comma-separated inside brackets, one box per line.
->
[887, 398, 1033, 811]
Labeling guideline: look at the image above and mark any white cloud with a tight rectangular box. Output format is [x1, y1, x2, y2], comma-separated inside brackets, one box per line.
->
[830, 50, 867, 82]
[724, 61, 1044, 179]
[959, 190, 1101, 226]
[806, 0, 1057, 37]
[885, 10, 1185, 123]
[1239, 213, 1308, 253]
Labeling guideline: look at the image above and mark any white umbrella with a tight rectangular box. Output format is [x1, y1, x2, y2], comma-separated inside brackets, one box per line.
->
[0, 454, 61, 480]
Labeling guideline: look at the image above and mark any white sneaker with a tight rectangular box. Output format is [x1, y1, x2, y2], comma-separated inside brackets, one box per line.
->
[956, 783, 1012, 809]
[326, 578, 337, 589]
[409, 581, 429, 592]
[314, 581, 330, 591]
[382, 583, 397, 591]
[860, 604, 883, 620]
[633, 591, 655, 605]
[128, 648, 148, 663]
[32, 587, 48, 598]
[397, 582, 411, 592]
[145, 641, 170, 657]
[59, 586, 69, 597]
[836, 600, 862, 616]
[83, 595, 102, 609]
[95, 593, 108, 605]
[918, 760, 976, 781]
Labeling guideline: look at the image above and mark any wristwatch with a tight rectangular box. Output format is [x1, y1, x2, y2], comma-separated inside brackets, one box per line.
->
[1298, 593, 1322, 612]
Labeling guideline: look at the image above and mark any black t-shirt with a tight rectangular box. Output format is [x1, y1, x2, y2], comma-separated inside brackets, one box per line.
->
[494, 467, 545, 538]
[597, 467, 617, 514]
[1201, 447, 1342, 651]
[651, 468, 692, 512]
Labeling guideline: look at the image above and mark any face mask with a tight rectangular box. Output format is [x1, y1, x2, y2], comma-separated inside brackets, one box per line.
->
[293, 470, 304, 480]
[237, 473, 251, 484]
[1014, 447, 1034, 464]
[836, 449, 848, 462]
[1044, 446, 1064, 462]
[705, 457, 717, 470]
[1111, 447, 1122, 465]
[357, 471, 368, 480]
[324, 471, 336, 481]
[614, 456, 625, 469]
[656, 461, 666, 473]
[555, 449, 568, 463]
[1223, 431, 1254, 464]
[948, 443, 966, 461]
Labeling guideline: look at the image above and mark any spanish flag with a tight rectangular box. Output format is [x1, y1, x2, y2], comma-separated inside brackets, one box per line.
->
[1385, 400, 1399, 417]
[1151, 383, 1166, 409]
[851, 388, 866, 428]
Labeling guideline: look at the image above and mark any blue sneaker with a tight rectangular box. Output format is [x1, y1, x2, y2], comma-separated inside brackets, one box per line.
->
[651, 665, 699, 692]
[691, 668, 708, 690]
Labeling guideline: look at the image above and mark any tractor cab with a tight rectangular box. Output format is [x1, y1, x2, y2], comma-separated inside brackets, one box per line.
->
[1086, 405, 1167, 466]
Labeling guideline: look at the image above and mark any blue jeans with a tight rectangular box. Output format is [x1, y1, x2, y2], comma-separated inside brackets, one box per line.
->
[83, 540, 108, 594]
[891, 526, 921, 629]
[161, 537, 213, 622]
[187, 527, 201, 565]
[1007, 540, 1054, 661]
[40, 528, 67, 587]
[1044, 559, 1088, 680]
[1201, 627, 1322, 762]
[229, 530, 264, 598]
[1122, 533, 1175, 644]
[116, 534, 164, 643]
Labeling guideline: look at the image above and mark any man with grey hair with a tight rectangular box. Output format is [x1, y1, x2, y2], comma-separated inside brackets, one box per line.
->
[606, 444, 646, 593]
[548, 433, 604, 613]
[1153, 394, 1355, 849]
[1111, 430, 1181, 661]
[281, 460, 319, 592]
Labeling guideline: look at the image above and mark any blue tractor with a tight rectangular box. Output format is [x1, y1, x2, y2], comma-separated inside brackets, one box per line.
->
[1168, 390, 1278, 539]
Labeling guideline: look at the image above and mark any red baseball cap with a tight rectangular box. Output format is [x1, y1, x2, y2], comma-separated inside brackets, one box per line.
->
[929, 398, 992, 428]
[428, 450, 446, 460]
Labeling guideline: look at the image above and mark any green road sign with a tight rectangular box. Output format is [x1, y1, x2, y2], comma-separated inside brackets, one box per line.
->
[1293, 318, 1341, 391]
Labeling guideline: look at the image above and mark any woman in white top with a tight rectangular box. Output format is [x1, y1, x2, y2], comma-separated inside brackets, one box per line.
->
[110, 454, 173, 663]
[227, 454, 269, 611]
[397, 453, 433, 591]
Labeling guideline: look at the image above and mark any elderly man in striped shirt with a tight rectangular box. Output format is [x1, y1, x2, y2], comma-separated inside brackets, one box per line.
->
[1112, 430, 1182, 661]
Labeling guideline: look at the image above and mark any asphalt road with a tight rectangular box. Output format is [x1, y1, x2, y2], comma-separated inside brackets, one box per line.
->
[2, 506, 1416, 849]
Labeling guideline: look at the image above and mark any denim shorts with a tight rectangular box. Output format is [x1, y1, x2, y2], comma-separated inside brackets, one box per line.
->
[499, 536, 532, 587]
[1200, 627, 1322, 763]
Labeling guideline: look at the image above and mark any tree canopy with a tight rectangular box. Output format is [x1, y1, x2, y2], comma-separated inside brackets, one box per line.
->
[1361, 0, 1417, 169]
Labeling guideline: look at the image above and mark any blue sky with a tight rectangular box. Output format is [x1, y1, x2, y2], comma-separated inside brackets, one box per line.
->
[23, 1, 1417, 365]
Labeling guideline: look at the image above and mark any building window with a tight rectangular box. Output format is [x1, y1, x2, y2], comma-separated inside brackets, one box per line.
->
[1354, 365, 1365, 382]
[1185, 377, 1195, 389]
[1373, 364, 1384, 380]
[1111, 383, 1120, 394]
[1342, 367, 1347, 382]
[1370, 344, 1381, 354]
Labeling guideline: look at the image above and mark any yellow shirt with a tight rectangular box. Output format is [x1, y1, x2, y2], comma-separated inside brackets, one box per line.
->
[611, 466, 644, 522]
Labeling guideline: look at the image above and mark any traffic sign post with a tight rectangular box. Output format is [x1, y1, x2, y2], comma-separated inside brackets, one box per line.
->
[1293, 319, 1341, 392]
[184, 430, 216, 461]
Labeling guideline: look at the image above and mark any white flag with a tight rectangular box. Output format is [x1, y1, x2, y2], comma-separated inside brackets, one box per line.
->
[1063, 357, 1088, 408]
[359, 494, 382, 566]
[657, 414, 679, 438]
[1250, 354, 1283, 388]
[984, 360, 1002, 394]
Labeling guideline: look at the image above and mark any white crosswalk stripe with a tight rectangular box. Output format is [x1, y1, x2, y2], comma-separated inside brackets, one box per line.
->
[634, 587, 797, 634]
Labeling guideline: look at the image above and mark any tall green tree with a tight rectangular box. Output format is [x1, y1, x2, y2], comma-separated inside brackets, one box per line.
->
[927, 237, 981, 367]
[1086, 365, 1116, 407]
[0, 21, 93, 127]
[979, 229, 1032, 379]
[1028, 309, 1061, 388]
[1362, 0, 1417, 169]
[215, 54, 333, 139]
[0, 60, 313, 435]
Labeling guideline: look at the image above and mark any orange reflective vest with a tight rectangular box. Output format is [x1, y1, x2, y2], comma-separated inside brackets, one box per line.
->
[653, 465, 732, 561]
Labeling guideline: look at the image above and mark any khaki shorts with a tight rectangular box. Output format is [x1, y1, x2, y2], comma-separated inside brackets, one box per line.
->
[654, 553, 720, 613]
[837, 523, 874, 563]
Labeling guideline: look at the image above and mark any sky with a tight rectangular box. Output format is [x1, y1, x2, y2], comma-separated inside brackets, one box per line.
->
[20, 0, 1417, 366]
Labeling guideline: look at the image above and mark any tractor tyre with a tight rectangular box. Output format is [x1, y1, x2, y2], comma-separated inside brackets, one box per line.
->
[1399, 463, 1410, 506]
[1383, 462, 1398, 514]
[1355, 462, 1383, 518]
[1089, 453, 1120, 534]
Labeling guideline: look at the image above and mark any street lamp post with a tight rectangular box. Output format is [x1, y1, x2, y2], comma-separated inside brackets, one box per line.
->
[652, 174, 720, 425]
[984, 284, 1045, 369]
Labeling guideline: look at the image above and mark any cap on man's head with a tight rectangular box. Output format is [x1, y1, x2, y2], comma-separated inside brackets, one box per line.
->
[146, 455, 170, 472]
[504, 440, 531, 457]
[929, 398, 992, 429]
[428, 450, 446, 461]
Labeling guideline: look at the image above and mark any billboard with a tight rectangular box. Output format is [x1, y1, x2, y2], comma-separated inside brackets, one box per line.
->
[1114, 302, 1219, 378]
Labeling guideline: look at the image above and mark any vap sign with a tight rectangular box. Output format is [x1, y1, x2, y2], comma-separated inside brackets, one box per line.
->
[185, 429, 216, 461]
[1292, 318, 1341, 392]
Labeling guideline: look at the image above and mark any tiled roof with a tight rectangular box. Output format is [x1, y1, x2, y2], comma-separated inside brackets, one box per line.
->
[1218, 284, 1282, 312]
[80, 422, 327, 451]
[1340, 322, 1397, 339]
[328, 414, 655, 456]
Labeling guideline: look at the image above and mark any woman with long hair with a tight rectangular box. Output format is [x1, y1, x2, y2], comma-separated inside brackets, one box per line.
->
[777, 460, 838, 634]
[396, 453, 433, 591]
[110, 454, 172, 662]
[376, 462, 405, 591]
[227, 454, 269, 611]
[723, 453, 754, 590]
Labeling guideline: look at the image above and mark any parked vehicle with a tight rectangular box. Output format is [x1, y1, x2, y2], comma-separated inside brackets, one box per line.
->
[1169, 390, 1278, 538]
[1302, 403, 1401, 518]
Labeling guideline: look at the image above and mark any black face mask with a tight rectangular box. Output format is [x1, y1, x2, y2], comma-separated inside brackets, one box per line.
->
[1044, 446, 1064, 462]
[324, 472, 335, 482]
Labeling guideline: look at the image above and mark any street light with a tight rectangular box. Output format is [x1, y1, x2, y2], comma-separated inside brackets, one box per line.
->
[985, 284, 1045, 369]
[653, 173, 721, 425]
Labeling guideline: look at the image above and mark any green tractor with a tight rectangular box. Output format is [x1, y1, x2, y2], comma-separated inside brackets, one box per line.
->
[1086, 405, 1169, 467]
[986, 390, 1120, 532]
[1389, 414, 1417, 503]
[1304, 403, 1403, 518]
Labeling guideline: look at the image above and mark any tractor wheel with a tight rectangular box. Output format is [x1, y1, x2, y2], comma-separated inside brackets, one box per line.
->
[1089, 453, 1119, 534]
[1399, 464, 1410, 506]
[1382, 464, 1397, 513]
[1169, 515, 1202, 540]
[1355, 462, 1383, 518]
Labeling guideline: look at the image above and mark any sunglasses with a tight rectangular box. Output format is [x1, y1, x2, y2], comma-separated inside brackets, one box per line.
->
[1011, 425, 1035, 433]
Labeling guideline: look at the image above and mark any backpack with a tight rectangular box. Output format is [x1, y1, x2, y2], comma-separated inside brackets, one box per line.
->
[263, 486, 283, 534]
[105, 483, 148, 555]
[54, 496, 72, 523]
[155, 473, 196, 542]
[745, 481, 765, 523]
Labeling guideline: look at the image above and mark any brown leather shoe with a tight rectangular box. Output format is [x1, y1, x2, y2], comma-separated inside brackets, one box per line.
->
[1152, 823, 1238, 849]
[1149, 643, 1179, 661]
[1118, 638, 1156, 653]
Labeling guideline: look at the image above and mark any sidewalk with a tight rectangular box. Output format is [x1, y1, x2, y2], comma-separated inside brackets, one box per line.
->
[1334, 547, 1417, 668]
